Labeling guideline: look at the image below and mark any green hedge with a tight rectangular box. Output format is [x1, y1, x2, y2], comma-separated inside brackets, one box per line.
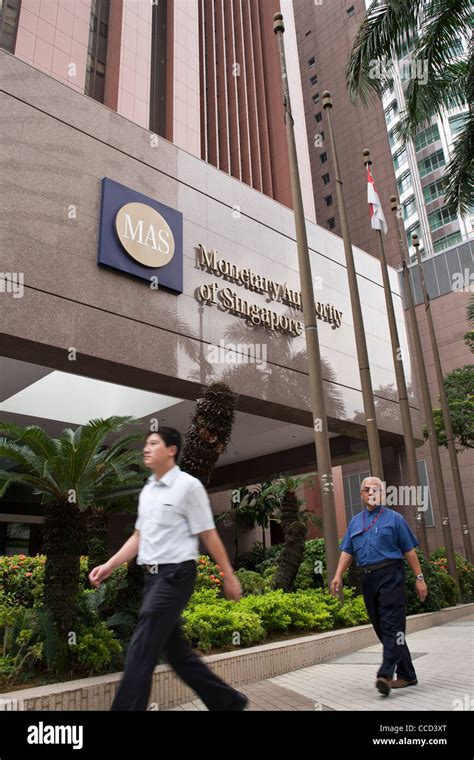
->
[183, 587, 369, 653]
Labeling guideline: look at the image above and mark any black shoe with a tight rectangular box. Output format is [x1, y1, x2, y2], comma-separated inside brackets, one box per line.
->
[227, 692, 248, 711]
[376, 676, 392, 696]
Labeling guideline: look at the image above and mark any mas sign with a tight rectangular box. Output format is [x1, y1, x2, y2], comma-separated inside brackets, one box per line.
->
[97, 178, 183, 294]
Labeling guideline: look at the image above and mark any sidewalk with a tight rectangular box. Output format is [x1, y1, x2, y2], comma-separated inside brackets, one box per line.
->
[168, 612, 474, 711]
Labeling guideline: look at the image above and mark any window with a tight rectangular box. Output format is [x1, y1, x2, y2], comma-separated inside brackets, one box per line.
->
[388, 128, 398, 148]
[414, 123, 440, 152]
[308, 56, 316, 68]
[406, 222, 421, 248]
[322, 173, 330, 185]
[416, 461, 435, 528]
[346, 5, 355, 17]
[324, 194, 333, 207]
[327, 217, 336, 230]
[0, 522, 31, 555]
[312, 92, 320, 104]
[85, 0, 111, 104]
[310, 74, 318, 86]
[315, 112, 322, 123]
[305, 30, 311, 37]
[428, 207, 457, 232]
[449, 113, 467, 136]
[397, 169, 411, 195]
[433, 231, 462, 253]
[423, 178, 446, 204]
[402, 195, 416, 219]
[384, 100, 398, 121]
[0, 0, 20, 52]
[320, 152, 327, 163]
[343, 471, 370, 523]
[393, 147, 408, 171]
[319, 130, 325, 142]
[418, 149, 445, 177]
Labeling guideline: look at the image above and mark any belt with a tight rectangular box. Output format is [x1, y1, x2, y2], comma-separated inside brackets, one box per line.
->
[361, 558, 401, 574]
[142, 560, 195, 574]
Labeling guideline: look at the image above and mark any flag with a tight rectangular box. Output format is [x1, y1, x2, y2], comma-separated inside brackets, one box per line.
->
[367, 165, 388, 234]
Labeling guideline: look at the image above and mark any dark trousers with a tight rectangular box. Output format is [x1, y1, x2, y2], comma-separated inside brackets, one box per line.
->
[362, 561, 417, 681]
[111, 560, 242, 711]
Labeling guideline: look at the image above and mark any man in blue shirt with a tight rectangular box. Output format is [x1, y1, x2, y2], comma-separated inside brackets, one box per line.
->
[331, 476, 428, 696]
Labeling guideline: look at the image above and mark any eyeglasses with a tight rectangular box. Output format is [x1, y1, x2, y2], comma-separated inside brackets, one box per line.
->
[362, 487, 382, 493]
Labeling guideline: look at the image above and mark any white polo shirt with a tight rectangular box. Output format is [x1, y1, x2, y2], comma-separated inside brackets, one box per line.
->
[134, 465, 216, 565]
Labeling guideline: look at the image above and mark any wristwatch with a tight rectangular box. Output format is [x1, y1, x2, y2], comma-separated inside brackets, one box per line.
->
[415, 573, 424, 581]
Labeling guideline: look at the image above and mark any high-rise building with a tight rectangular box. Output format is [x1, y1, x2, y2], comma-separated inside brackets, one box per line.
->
[2, 0, 315, 220]
[294, 0, 474, 553]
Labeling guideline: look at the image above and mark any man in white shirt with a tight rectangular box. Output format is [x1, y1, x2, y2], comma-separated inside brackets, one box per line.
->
[89, 427, 247, 711]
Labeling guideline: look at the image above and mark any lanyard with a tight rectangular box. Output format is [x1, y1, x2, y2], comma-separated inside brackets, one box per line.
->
[363, 507, 384, 533]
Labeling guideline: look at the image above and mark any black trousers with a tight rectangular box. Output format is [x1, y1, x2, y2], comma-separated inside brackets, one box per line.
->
[111, 560, 242, 711]
[362, 561, 417, 681]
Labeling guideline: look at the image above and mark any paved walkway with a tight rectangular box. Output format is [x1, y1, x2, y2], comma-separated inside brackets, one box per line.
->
[168, 613, 474, 711]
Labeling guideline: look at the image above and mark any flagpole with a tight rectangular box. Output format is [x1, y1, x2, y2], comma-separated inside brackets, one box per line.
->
[411, 232, 472, 563]
[273, 14, 340, 588]
[391, 196, 461, 574]
[323, 92, 384, 479]
[362, 150, 428, 556]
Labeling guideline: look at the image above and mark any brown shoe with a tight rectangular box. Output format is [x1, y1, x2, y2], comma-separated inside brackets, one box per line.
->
[376, 676, 392, 696]
[392, 678, 418, 689]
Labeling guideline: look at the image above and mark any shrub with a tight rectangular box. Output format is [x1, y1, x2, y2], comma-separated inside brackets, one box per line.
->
[195, 555, 225, 594]
[430, 548, 474, 603]
[406, 551, 445, 614]
[183, 603, 264, 653]
[335, 593, 370, 627]
[72, 623, 123, 675]
[0, 555, 46, 608]
[235, 569, 266, 596]
[236, 543, 283, 572]
[436, 570, 460, 607]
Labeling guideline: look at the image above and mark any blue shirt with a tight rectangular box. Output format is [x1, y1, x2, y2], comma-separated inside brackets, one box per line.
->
[340, 505, 418, 567]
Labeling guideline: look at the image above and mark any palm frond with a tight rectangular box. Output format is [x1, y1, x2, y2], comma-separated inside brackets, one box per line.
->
[444, 106, 474, 214]
[346, 0, 424, 104]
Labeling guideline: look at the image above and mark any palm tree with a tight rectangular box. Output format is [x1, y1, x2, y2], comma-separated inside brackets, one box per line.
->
[180, 382, 237, 487]
[236, 481, 283, 557]
[272, 475, 318, 592]
[0, 417, 145, 644]
[346, 0, 473, 214]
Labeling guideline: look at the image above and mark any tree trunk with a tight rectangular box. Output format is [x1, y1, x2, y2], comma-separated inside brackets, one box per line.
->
[274, 490, 306, 592]
[85, 508, 109, 573]
[42, 501, 85, 644]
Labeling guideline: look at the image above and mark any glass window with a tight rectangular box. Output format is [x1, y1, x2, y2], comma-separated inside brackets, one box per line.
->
[423, 178, 446, 204]
[310, 74, 318, 86]
[346, 6, 355, 17]
[403, 195, 416, 219]
[325, 194, 333, 206]
[327, 217, 336, 230]
[1, 523, 31, 556]
[393, 148, 408, 171]
[85, 0, 110, 103]
[322, 173, 330, 185]
[433, 231, 462, 253]
[0, 0, 20, 52]
[343, 471, 370, 523]
[417, 461, 435, 528]
[320, 152, 328, 163]
[308, 56, 316, 68]
[397, 170, 411, 195]
[414, 123, 440, 152]
[449, 113, 467, 136]
[312, 92, 320, 104]
[428, 207, 458, 231]
[315, 112, 322, 123]
[418, 149, 445, 178]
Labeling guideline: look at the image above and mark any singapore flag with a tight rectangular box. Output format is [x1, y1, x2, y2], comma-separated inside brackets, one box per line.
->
[367, 165, 388, 235]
